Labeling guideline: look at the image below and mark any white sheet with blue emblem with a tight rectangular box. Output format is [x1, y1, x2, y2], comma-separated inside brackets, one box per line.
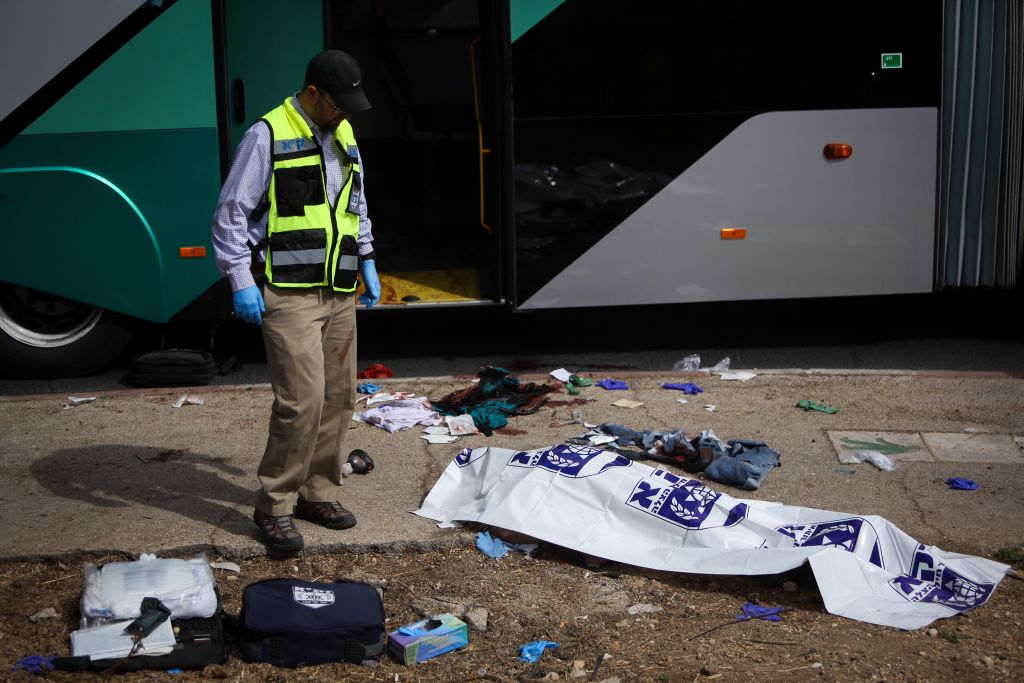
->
[415, 445, 1009, 630]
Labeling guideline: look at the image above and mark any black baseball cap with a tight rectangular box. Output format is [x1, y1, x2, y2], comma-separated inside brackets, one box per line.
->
[305, 50, 371, 113]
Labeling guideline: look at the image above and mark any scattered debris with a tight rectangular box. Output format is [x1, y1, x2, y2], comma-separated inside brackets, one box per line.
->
[708, 357, 731, 372]
[446, 414, 480, 436]
[28, 608, 57, 623]
[421, 433, 459, 444]
[611, 399, 644, 409]
[366, 391, 418, 406]
[838, 450, 897, 471]
[63, 396, 96, 410]
[172, 395, 203, 408]
[360, 398, 442, 432]
[719, 371, 756, 381]
[347, 449, 374, 474]
[209, 561, 241, 573]
[672, 354, 701, 371]
[357, 363, 394, 379]
[627, 603, 663, 615]
[549, 368, 573, 382]
[796, 399, 839, 414]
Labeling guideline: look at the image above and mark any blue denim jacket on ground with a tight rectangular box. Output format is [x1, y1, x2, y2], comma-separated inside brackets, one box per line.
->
[704, 440, 781, 490]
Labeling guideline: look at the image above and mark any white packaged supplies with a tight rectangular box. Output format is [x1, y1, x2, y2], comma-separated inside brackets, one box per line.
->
[71, 618, 176, 659]
[80, 553, 217, 622]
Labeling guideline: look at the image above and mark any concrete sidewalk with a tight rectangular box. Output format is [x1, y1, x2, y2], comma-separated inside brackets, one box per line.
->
[1, 370, 1022, 562]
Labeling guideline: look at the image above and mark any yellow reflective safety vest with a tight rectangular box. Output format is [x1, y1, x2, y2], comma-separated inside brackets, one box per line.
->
[260, 98, 362, 291]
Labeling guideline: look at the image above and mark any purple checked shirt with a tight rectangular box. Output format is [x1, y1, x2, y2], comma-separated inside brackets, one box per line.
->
[211, 95, 375, 293]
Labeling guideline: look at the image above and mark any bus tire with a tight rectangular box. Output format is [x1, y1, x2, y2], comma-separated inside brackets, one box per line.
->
[0, 283, 137, 379]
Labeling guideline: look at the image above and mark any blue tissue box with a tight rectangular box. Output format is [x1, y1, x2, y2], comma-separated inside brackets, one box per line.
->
[387, 614, 469, 664]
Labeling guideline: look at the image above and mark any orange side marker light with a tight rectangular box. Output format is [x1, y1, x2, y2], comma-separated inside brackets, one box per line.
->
[179, 246, 207, 258]
[720, 227, 747, 240]
[823, 143, 853, 160]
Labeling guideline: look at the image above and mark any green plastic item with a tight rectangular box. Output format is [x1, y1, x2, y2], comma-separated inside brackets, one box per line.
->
[568, 374, 592, 387]
[838, 437, 920, 455]
[565, 382, 581, 395]
[796, 399, 839, 414]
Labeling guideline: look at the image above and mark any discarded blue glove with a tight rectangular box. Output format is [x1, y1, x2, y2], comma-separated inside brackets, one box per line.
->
[518, 640, 559, 662]
[597, 378, 628, 390]
[12, 655, 55, 674]
[663, 382, 704, 394]
[476, 531, 509, 559]
[357, 382, 381, 394]
[233, 285, 265, 325]
[359, 259, 381, 308]
[735, 603, 785, 622]
[947, 477, 979, 490]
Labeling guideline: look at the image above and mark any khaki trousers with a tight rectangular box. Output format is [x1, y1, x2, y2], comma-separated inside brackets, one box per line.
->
[256, 284, 357, 516]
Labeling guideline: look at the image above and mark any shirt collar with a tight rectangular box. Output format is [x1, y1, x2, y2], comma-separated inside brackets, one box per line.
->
[291, 93, 330, 140]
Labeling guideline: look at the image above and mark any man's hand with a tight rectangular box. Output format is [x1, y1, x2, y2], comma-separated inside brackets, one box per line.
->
[359, 259, 381, 308]
[233, 285, 265, 325]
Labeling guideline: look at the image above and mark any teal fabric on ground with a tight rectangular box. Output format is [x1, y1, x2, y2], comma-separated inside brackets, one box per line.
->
[468, 400, 518, 431]
[432, 366, 559, 435]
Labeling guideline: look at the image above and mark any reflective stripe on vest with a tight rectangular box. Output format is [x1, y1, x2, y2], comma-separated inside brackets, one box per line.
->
[260, 98, 361, 291]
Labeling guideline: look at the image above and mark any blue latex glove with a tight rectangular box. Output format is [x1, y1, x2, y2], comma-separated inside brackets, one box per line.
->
[663, 382, 704, 394]
[735, 603, 785, 622]
[476, 531, 509, 559]
[947, 477, 980, 490]
[233, 285, 264, 325]
[518, 640, 559, 663]
[359, 259, 381, 307]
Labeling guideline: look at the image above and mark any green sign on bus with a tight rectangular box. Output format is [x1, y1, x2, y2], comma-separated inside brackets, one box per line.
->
[881, 53, 903, 69]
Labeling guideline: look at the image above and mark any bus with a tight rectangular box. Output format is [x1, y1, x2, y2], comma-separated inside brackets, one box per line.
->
[0, 0, 1020, 377]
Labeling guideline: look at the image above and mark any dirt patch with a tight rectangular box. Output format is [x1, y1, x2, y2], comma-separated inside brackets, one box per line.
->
[545, 399, 592, 408]
[495, 428, 529, 436]
[2, 547, 1021, 682]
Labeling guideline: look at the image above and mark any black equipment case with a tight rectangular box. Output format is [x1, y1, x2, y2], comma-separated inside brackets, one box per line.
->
[239, 578, 386, 667]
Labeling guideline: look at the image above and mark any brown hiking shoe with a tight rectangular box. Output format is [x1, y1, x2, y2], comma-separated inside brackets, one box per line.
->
[295, 499, 357, 530]
[253, 510, 304, 552]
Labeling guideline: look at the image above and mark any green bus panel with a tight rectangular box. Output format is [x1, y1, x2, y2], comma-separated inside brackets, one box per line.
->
[0, 0, 222, 322]
[0, 129, 221, 322]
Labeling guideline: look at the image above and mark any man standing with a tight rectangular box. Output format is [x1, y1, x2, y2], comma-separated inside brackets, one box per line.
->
[211, 50, 381, 554]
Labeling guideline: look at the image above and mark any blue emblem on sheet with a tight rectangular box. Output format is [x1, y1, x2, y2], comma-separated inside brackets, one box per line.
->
[775, 517, 884, 567]
[889, 544, 995, 611]
[455, 447, 484, 468]
[508, 445, 631, 478]
[626, 468, 747, 530]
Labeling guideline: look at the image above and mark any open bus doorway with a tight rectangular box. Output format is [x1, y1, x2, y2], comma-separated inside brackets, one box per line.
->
[325, 0, 502, 307]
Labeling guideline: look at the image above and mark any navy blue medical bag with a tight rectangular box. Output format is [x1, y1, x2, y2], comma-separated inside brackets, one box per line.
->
[239, 578, 386, 667]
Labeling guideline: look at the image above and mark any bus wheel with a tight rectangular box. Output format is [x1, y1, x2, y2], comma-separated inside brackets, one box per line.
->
[0, 283, 136, 379]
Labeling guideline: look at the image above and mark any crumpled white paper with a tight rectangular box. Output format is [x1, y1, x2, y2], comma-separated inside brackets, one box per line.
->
[416, 445, 1009, 629]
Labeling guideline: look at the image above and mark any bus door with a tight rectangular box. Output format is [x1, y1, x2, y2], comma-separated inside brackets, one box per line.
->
[324, 0, 505, 307]
[221, 0, 325, 162]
